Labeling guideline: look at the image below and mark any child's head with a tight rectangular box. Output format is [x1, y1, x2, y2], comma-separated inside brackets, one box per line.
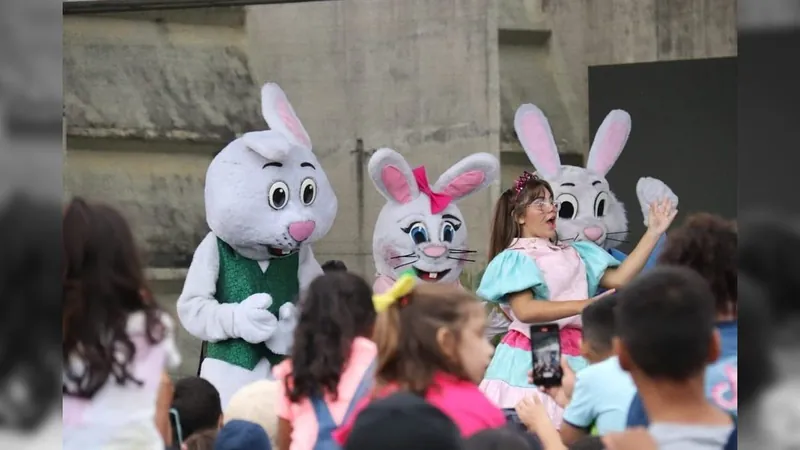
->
[225, 380, 280, 449]
[182, 428, 218, 450]
[567, 436, 606, 450]
[321, 259, 348, 273]
[374, 282, 494, 393]
[171, 377, 223, 443]
[215, 420, 272, 450]
[614, 266, 719, 384]
[580, 294, 618, 363]
[288, 272, 376, 403]
[464, 426, 540, 450]
[658, 213, 737, 320]
[62, 197, 165, 399]
[489, 172, 557, 259]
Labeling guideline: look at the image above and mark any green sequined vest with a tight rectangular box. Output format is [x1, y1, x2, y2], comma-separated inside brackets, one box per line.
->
[206, 238, 300, 370]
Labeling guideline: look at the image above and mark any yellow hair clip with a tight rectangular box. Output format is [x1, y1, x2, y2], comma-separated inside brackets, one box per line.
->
[373, 273, 416, 313]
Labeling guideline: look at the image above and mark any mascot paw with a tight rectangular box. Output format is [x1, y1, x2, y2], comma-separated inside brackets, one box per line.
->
[266, 303, 299, 355]
[234, 293, 278, 344]
[636, 177, 679, 226]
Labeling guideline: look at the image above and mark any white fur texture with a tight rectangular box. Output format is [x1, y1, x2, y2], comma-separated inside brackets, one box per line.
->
[369, 148, 499, 287]
[177, 83, 332, 410]
[514, 104, 678, 249]
[225, 380, 280, 449]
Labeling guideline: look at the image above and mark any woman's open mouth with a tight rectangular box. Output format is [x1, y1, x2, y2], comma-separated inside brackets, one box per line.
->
[267, 246, 297, 257]
[413, 268, 451, 281]
[546, 217, 556, 229]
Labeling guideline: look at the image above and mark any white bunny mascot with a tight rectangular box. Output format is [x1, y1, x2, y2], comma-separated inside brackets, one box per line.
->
[177, 83, 337, 409]
[514, 104, 677, 263]
[368, 148, 499, 294]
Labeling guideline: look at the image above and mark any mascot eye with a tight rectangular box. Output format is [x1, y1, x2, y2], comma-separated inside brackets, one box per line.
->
[300, 178, 317, 206]
[268, 181, 289, 210]
[441, 222, 457, 243]
[556, 193, 578, 220]
[403, 222, 430, 245]
[594, 191, 610, 217]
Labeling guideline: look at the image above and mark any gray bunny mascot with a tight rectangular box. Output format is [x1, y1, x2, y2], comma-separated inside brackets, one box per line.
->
[177, 83, 337, 408]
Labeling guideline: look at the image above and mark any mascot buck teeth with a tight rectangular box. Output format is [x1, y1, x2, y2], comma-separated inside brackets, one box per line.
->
[177, 83, 337, 409]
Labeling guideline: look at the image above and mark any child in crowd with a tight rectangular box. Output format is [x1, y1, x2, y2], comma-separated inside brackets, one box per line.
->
[334, 275, 506, 444]
[273, 272, 378, 450]
[464, 426, 543, 450]
[62, 198, 181, 450]
[615, 266, 734, 449]
[216, 420, 272, 450]
[170, 377, 223, 446]
[344, 391, 464, 450]
[477, 172, 675, 420]
[225, 380, 281, 449]
[321, 259, 348, 273]
[182, 428, 218, 450]
[541, 294, 635, 444]
[626, 213, 738, 427]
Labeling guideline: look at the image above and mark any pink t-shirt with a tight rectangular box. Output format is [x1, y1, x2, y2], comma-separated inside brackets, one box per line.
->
[333, 372, 506, 444]
[273, 337, 377, 450]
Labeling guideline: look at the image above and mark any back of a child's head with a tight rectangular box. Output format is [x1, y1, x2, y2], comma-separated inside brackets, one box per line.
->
[62, 197, 166, 399]
[288, 272, 376, 403]
[172, 377, 222, 442]
[321, 259, 348, 273]
[225, 380, 279, 449]
[215, 419, 272, 450]
[464, 426, 539, 450]
[489, 174, 554, 259]
[568, 436, 606, 450]
[615, 266, 717, 381]
[183, 428, 218, 450]
[581, 293, 618, 356]
[373, 282, 492, 394]
[658, 213, 737, 317]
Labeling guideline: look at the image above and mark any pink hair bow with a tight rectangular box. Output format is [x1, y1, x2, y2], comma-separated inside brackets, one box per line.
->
[413, 166, 453, 215]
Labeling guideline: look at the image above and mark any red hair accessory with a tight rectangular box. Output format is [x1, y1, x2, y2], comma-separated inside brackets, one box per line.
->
[512, 171, 537, 196]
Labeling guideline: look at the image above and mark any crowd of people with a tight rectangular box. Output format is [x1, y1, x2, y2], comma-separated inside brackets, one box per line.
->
[60, 168, 749, 450]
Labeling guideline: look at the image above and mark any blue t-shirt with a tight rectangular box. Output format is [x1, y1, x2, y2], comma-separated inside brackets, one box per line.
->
[626, 321, 739, 427]
[562, 356, 636, 436]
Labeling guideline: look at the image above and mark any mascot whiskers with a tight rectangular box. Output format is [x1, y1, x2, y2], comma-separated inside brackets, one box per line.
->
[177, 83, 337, 408]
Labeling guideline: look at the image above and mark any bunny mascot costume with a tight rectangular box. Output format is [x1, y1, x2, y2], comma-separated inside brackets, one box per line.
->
[368, 148, 499, 293]
[177, 83, 337, 409]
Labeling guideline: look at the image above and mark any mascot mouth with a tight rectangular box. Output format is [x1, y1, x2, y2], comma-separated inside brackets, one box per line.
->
[266, 246, 297, 257]
[413, 268, 451, 282]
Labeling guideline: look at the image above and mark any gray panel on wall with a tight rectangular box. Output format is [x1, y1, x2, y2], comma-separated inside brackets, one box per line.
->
[588, 57, 736, 253]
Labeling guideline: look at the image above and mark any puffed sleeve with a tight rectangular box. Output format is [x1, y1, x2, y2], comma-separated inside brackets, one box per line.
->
[476, 249, 550, 303]
[571, 241, 621, 296]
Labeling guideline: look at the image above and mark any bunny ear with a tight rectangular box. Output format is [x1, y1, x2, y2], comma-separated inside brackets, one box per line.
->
[586, 110, 631, 177]
[514, 104, 562, 179]
[260, 83, 313, 150]
[433, 153, 499, 202]
[368, 148, 420, 204]
[241, 131, 292, 161]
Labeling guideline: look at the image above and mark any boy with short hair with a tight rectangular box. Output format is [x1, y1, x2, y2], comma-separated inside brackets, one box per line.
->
[615, 266, 734, 449]
[171, 377, 224, 445]
[545, 294, 636, 445]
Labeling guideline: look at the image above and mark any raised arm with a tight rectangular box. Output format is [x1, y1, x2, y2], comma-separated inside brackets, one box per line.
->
[508, 290, 592, 323]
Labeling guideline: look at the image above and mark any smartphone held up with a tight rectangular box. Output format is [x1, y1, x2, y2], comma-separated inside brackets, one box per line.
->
[530, 324, 562, 387]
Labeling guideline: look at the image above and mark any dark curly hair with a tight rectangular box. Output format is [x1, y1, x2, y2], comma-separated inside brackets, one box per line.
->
[62, 197, 166, 399]
[0, 192, 61, 430]
[286, 272, 376, 403]
[657, 213, 737, 316]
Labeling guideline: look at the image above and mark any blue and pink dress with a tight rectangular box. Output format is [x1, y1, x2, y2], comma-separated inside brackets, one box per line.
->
[477, 237, 620, 425]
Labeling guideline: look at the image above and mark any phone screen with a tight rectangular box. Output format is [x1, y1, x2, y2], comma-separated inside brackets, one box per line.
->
[530, 324, 562, 387]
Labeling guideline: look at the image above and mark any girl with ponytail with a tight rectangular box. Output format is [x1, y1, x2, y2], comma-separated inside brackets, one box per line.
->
[334, 274, 505, 445]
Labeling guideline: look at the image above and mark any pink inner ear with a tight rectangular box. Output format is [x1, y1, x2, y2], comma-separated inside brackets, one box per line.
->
[590, 121, 627, 175]
[519, 113, 559, 176]
[381, 165, 413, 204]
[441, 170, 485, 198]
[277, 99, 311, 148]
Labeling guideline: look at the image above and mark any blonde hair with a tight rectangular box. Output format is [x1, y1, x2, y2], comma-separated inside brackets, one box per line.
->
[224, 380, 279, 448]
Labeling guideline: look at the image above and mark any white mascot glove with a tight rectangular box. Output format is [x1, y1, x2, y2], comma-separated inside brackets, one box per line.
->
[232, 293, 279, 344]
[636, 177, 679, 227]
[266, 302, 299, 356]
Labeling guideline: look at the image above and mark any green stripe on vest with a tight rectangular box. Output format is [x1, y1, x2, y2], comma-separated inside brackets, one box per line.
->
[206, 238, 300, 370]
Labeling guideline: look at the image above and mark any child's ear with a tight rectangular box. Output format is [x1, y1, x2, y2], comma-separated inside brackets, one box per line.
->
[435, 327, 459, 361]
[707, 329, 722, 364]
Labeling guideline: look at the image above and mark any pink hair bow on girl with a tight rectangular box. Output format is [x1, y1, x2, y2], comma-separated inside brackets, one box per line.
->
[413, 166, 453, 214]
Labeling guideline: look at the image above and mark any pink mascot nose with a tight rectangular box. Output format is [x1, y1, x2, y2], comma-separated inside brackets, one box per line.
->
[422, 245, 447, 258]
[288, 221, 316, 242]
[583, 226, 604, 242]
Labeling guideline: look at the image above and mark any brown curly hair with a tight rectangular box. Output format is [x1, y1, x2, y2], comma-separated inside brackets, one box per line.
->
[657, 213, 737, 316]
